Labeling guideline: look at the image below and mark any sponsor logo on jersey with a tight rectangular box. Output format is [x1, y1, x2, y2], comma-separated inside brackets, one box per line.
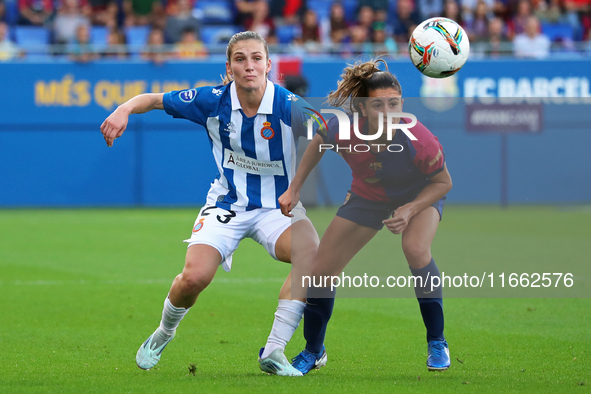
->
[222, 149, 285, 176]
[193, 218, 205, 233]
[212, 88, 223, 96]
[261, 121, 275, 140]
[343, 192, 351, 205]
[225, 122, 236, 133]
[227, 153, 235, 165]
[179, 89, 197, 103]
[428, 149, 443, 166]
[369, 162, 382, 171]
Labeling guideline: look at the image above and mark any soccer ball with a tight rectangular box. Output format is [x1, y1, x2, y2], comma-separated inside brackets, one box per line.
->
[409, 18, 470, 78]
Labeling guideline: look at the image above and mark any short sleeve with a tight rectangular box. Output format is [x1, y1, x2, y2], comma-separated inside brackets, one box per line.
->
[409, 121, 445, 177]
[320, 115, 341, 145]
[163, 87, 211, 127]
[289, 96, 326, 140]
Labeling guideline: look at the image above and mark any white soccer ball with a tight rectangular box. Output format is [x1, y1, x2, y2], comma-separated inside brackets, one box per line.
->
[409, 18, 470, 78]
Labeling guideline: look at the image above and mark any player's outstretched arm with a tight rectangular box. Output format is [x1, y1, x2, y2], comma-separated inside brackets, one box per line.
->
[100, 93, 164, 147]
[279, 133, 326, 217]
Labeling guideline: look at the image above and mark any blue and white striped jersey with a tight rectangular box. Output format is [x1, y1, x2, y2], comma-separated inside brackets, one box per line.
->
[163, 80, 309, 211]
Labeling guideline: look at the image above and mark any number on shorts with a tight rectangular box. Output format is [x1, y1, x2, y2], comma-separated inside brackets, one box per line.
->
[216, 210, 236, 224]
[200, 207, 217, 217]
[200, 207, 236, 224]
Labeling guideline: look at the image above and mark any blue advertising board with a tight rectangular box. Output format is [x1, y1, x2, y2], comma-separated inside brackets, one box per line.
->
[0, 58, 590, 206]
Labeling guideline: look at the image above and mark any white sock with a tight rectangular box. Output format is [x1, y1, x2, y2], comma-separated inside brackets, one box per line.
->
[152, 297, 189, 347]
[261, 299, 306, 359]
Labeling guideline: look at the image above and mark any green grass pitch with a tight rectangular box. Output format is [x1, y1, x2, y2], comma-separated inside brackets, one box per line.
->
[0, 206, 589, 393]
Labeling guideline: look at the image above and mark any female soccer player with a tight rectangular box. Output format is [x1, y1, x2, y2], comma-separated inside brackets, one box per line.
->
[279, 59, 453, 373]
[100, 31, 318, 377]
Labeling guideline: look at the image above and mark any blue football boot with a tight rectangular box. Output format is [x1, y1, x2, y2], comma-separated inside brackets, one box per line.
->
[427, 340, 450, 371]
[291, 346, 327, 375]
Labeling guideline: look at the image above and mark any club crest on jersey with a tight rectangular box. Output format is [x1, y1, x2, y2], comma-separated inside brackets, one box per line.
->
[261, 122, 274, 140]
[193, 218, 205, 233]
[369, 162, 383, 171]
[180, 89, 196, 103]
[343, 192, 351, 205]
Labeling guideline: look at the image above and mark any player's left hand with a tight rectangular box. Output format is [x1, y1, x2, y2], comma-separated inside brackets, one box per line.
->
[383, 204, 414, 234]
[278, 186, 300, 218]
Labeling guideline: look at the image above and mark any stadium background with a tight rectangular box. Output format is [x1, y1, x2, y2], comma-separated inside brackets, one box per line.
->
[1, 1, 591, 391]
[1, 0, 590, 208]
[0, 59, 590, 207]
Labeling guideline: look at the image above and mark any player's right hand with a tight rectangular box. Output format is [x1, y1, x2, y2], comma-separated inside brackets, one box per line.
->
[100, 105, 131, 147]
[278, 187, 300, 218]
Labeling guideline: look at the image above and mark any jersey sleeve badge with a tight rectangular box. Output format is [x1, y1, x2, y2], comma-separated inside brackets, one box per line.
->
[179, 89, 197, 103]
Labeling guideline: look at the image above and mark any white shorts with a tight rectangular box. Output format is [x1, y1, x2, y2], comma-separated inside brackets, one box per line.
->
[184, 202, 308, 272]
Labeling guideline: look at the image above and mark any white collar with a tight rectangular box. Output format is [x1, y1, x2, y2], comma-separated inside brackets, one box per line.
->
[230, 79, 274, 114]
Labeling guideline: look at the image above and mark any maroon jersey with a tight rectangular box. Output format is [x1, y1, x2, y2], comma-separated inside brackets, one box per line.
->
[321, 116, 445, 201]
